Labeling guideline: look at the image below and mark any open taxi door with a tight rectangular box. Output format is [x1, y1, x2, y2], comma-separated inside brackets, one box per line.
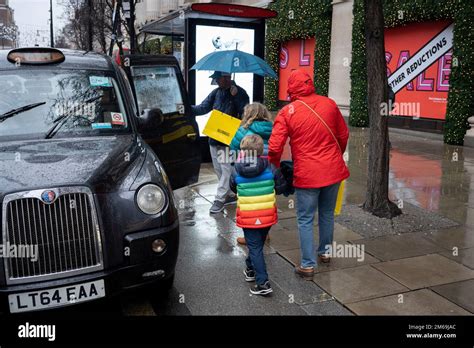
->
[124, 54, 201, 190]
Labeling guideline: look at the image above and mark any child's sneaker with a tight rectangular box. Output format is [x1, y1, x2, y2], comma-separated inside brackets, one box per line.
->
[250, 281, 273, 296]
[243, 268, 255, 282]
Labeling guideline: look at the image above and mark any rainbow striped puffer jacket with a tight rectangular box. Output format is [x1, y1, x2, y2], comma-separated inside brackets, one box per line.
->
[230, 156, 287, 229]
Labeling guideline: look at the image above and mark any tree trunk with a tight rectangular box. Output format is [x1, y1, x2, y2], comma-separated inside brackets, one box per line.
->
[362, 0, 401, 218]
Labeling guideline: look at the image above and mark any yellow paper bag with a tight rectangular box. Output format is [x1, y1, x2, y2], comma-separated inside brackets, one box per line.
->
[334, 180, 345, 216]
[203, 109, 241, 145]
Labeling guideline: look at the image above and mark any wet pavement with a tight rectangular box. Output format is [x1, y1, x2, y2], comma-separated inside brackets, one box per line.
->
[10, 126, 474, 316]
[161, 166, 350, 315]
[164, 126, 474, 316]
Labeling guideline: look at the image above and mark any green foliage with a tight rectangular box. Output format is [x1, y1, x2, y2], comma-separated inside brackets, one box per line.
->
[350, 0, 474, 145]
[142, 38, 161, 55]
[264, 0, 332, 110]
[142, 36, 173, 55]
[349, 0, 369, 127]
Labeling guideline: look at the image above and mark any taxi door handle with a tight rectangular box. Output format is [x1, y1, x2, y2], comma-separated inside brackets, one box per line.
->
[187, 133, 197, 141]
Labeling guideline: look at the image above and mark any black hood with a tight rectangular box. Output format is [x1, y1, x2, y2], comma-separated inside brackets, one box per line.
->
[0, 135, 146, 195]
[234, 157, 268, 178]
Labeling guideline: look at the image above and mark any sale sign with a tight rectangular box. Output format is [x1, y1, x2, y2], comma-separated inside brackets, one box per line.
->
[385, 21, 453, 120]
[279, 38, 315, 101]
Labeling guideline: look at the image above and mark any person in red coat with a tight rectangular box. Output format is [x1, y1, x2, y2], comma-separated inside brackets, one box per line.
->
[268, 69, 350, 279]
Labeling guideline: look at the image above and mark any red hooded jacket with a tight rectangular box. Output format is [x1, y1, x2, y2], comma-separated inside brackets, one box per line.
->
[268, 70, 350, 188]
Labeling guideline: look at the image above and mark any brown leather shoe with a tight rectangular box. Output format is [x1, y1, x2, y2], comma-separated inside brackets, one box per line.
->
[318, 255, 331, 263]
[295, 265, 314, 279]
[238, 235, 270, 245]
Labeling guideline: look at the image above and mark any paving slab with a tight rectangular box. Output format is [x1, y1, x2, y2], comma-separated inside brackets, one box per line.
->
[463, 208, 474, 228]
[175, 224, 307, 315]
[265, 226, 302, 251]
[312, 265, 408, 304]
[205, 214, 242, 235]
[265, 254, 328, 306]
[278, 219, 362, 243]
[347, 289, 471, 315]
[342, 183, 369, 205]
[437, 199, 473, 226]
[276, 208, 297, 220]
[278, 246, 379, 273]
[191, 183, 218, 199]
[333, 223, 364, 241]
[277, 217, 311, 230]
[373, 254, 474, 290]
[439, 247, 474, 269]
[431, 279, 474, 313]
[301, 301, 354, 316]
[421, 226, 474, 250]
[275, 195, 295, 209]
[355, 233, 444, 261]
[222, 204, 237, 220]
[222, 231, 276, 256]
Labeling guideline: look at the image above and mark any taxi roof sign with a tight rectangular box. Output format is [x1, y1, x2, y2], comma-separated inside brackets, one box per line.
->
[7, 47, 65, 65]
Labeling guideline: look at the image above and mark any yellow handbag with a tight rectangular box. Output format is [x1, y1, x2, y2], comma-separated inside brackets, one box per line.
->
[203, 109, 241, 146]
[334, 180, 345, 216]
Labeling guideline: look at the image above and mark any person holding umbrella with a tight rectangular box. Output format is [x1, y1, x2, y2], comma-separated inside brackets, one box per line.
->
[192, 71, 250, 214]
[191, 47, 277, 214]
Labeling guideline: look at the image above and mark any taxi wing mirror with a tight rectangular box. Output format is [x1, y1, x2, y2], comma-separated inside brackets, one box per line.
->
[138, 108, 164, 132]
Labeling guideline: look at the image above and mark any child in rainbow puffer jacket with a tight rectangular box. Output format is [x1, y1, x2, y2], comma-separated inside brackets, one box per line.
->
[230, 102, 274, 245]
[230, 134, 286, 296]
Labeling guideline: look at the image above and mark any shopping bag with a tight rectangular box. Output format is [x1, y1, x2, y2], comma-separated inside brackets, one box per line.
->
[334, 180, 345, 216]
[203, 109, 241, 146]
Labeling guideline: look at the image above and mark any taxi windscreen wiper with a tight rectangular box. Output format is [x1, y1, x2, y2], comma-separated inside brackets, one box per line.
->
[44, 95, 102, 139]
[0, 102, 46, 123]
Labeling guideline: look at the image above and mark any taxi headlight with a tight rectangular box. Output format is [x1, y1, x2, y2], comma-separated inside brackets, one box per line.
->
[136, 184, 167, 215]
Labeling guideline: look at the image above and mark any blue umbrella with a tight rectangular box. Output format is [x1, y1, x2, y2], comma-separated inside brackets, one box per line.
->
[191, 49, 277, 79]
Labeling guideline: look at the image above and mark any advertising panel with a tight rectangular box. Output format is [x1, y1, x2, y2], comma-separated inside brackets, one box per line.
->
[278, 38, 315, 101]
[385, 21, 453, 120]
[194, 25, 255, 135]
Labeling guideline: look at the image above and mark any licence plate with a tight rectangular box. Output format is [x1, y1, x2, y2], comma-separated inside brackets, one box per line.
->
[9, 279, 105, 313]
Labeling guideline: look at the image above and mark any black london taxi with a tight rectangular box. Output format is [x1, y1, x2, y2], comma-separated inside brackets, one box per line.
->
[0, 47, 200, 313]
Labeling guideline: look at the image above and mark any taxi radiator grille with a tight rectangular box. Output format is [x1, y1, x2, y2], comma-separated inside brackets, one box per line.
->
[4, 193, 102, 282]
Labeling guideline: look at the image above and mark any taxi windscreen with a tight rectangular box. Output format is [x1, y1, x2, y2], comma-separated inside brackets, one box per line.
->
[0, 70, 130, 141]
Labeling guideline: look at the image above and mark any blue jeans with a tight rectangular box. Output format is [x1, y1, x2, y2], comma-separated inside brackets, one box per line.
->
[295, 183, 341, 268]
[243, 227, 271, 285]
